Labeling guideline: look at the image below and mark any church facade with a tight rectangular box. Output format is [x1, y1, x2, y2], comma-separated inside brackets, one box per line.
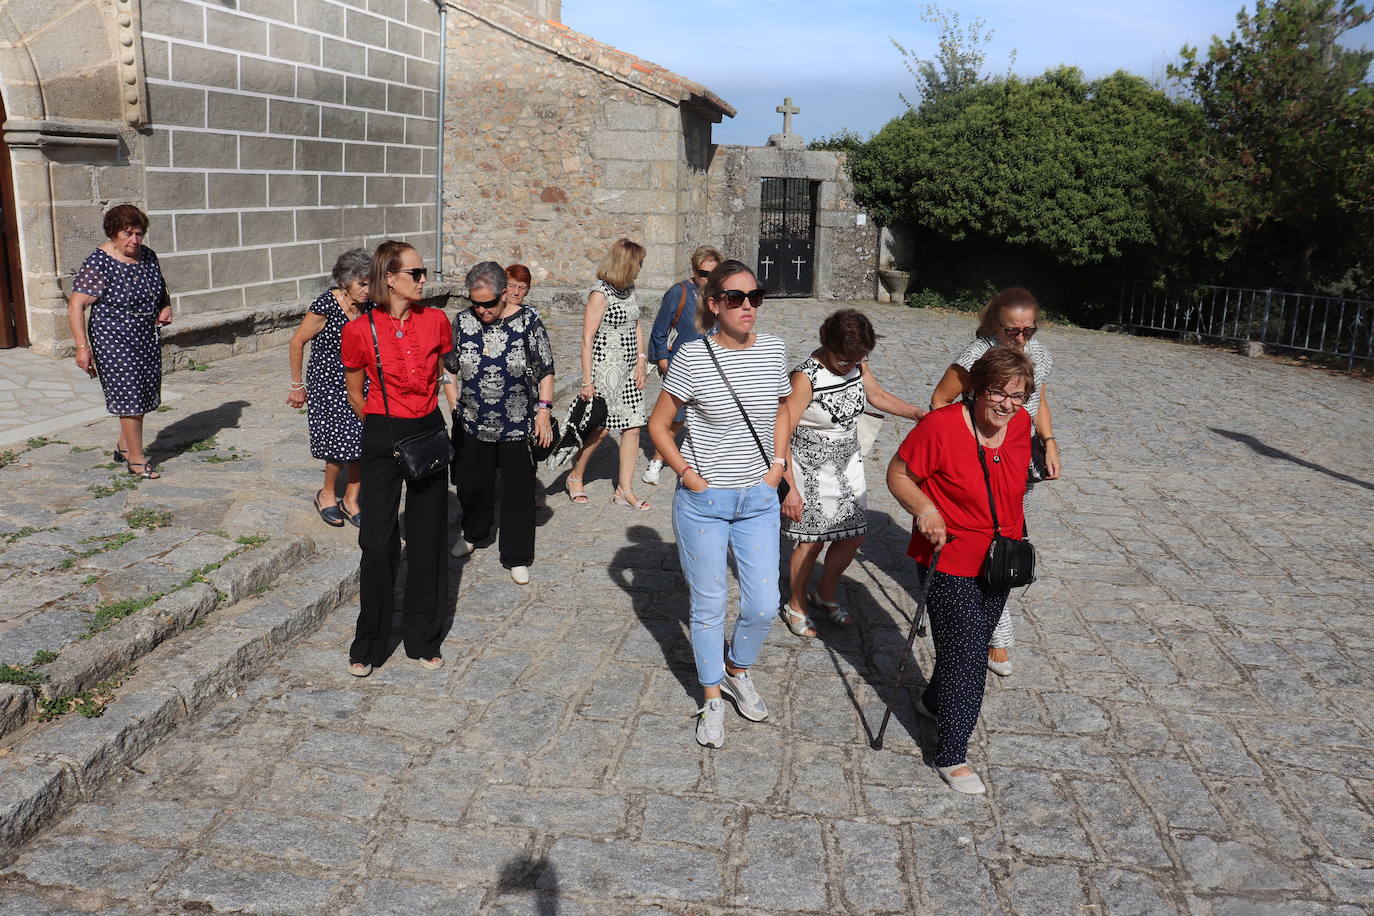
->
[0, 0, 877, 358]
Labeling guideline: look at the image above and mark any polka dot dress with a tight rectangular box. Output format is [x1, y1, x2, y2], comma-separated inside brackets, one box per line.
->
[919, 567, 1009, 768]
[305, 289, 367, 463]
[589, 281, 645, 430]
[73, 247, 165, 417]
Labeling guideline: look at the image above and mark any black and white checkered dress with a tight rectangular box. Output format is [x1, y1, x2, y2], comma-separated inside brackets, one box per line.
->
[73, 247, 166, 417]
[305, 289, 367, 463]
[590, 281, 644, 431]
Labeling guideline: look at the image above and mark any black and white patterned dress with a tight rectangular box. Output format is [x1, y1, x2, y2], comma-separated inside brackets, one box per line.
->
[72, 247, 166, 416]
[782, 356, 869, 543]
[305, 289, 366, 462]
[590, 281, 644, 430]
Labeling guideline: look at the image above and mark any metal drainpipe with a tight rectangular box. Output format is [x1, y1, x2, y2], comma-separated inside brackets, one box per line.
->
[434, 0, 447, 280]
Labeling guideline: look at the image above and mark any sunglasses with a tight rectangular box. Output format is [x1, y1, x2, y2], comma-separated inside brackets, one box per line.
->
[1003, 326, 1037, 339]
[470, 296, 501, 309]
[716, 288, 767, 309]
[393, 267, 428, 282]
[694, 269, 711, 279]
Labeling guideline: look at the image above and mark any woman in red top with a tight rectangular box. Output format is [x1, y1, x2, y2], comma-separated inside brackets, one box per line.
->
[340, 241, 452, 677]
[886, 347, 1034, 794]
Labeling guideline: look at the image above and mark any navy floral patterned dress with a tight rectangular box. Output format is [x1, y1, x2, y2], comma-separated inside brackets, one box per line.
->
[72, 247, 166, 416]
[305, 289, 368, 462]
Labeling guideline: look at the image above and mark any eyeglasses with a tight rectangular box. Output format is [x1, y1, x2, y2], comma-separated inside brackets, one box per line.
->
[694, 269, 711, 279]
[1003, 326, 1037, 339]
[717, 288, 767, 309]
[470, 296, 501, 309]
[393, 267, 428, 282]
[983, 387, 1028, 404]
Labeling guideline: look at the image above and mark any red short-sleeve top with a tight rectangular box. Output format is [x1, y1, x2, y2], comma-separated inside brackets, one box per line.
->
[895, 403, 1031, 577]
[340, 305, 453, 418]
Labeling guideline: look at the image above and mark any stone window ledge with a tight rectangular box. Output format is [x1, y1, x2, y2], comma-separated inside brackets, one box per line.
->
[3, 119, 123, 151]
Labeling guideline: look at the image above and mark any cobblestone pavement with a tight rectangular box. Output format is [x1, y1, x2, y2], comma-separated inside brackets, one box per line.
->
[1, 299, 1372, 914]
[0, 350, 137, 448]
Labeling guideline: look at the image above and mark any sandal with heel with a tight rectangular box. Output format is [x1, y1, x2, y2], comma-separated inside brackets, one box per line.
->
[807, 589, 853, 625]
[612, 488, 651, 511]
[125, 461, 160, 480]
[566, 476, 589, 504]
[780, 601, 817, 638]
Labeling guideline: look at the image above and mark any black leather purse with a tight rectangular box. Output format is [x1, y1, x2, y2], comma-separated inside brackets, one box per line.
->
[368, 313, 453, 480]
[971, 406, 1035, 590]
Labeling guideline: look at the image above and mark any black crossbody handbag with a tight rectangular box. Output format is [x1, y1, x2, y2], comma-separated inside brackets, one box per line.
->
[368, 313, 453, 479]
[970, 405, 1035, 590]
[704, 339, 789, 501]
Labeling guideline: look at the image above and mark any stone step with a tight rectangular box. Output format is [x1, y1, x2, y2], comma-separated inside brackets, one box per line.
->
[0, 544, 360, 863]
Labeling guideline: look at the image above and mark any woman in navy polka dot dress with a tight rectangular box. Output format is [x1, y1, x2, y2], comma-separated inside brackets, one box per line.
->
[287, 248, 372, 528]
[65, 205, 172, 479]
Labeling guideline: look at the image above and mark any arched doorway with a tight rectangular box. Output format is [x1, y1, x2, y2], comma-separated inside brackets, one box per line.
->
[0, 95, 26, 347]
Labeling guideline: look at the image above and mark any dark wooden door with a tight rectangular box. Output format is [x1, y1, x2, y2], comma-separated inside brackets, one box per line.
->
[757, 177, 816, 297]
[0, 99, 27, 348]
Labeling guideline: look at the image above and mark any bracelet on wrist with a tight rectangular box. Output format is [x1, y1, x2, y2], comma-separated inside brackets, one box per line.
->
[289, 382, 307, 391]
[536, 399, 553, 410]
[677, 465, 694, 479]
[916, 509, 941, 521]
[1042, 436, 1056, 442]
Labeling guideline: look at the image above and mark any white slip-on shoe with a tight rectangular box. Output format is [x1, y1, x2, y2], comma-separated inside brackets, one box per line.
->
[987, 653, 1013, 677]
[642, 458, 663, 485]
[451, 539, 475, 558]
[936, 763, 986, 795]
[510, 565, 531, 585]
[415, 656, 444, 671]
[695, 698, 725, 748]
[720, 670, 769, 722]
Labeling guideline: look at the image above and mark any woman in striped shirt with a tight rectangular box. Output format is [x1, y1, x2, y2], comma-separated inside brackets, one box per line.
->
[648, 260, 792, 749]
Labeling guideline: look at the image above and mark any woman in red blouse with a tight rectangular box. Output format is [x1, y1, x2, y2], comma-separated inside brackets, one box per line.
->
[886, 347, 1035, 794]
[340, 241, 452, 677]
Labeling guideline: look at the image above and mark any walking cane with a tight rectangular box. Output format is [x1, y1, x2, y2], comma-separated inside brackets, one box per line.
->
[871, 546, 942, 751]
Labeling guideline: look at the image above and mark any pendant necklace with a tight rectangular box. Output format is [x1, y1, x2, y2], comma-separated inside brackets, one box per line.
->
[394, 312, 408, 339]
[977, 423, 1002, 462]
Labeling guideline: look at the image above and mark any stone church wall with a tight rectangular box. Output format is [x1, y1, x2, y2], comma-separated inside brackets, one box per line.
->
[27, 0, 441, 355]
[442, 7, 707, 302]
[708, 145, 878, 301]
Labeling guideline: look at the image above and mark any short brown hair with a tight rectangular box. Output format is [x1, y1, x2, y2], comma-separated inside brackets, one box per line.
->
[103, 204, 148, 240]
[596, 238, 646, 290]
[976, 287, 1039, 339]
[690, 245, 723, 271]
[696, 259, 756, 332]
[969, 347, 1036, 396]
[369, 240, 417, 307]
[506, 264, 532, 286]
[819, 309, 876, 361]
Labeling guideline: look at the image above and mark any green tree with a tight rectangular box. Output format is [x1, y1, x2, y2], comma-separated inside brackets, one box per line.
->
[808, 129, 870, 153]
[891, 5, 1005, 108]
[1169, 0, 1374, 292]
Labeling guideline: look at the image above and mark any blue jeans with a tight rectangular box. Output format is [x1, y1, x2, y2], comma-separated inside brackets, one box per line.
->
[672, 481, 780, 687]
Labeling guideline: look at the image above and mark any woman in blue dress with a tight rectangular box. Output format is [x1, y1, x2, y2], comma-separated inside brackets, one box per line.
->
[65, 204, 172, 479]
[287, 248, 372, 527]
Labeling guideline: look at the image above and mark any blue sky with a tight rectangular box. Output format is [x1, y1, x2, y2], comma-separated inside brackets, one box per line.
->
[562, 0, 1374, 145]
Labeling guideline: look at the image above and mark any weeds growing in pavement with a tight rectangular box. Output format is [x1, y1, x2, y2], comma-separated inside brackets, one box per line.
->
[88, 475, 139, 499]
[0, 451, 17, 469]
[30, 650, 58, 666]
[36, 673, 127, 721]
[185, 437, 217, 452]
[124, 508, 172, 529]
[0, 664, 43, 687]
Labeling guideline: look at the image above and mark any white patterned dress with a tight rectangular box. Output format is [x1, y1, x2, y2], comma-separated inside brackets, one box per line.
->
[782, 356, 868, 543]
[589, 281, 645, 430]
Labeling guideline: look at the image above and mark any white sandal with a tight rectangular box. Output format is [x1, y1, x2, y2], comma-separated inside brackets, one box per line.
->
[807, 589, 853, 625]
[780, 601, 816, 638]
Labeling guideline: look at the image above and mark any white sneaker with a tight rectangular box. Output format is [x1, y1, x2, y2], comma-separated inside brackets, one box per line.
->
[451, 539, 474, 558]
[720, 670, 769, 721]
[642, 458, 663, 485]
[695, 698, 725, 748]
[510, 565, 531, 585]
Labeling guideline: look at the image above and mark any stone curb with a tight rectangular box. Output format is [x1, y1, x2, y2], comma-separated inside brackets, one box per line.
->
[29, 534, 314, 706]
[0, 545, 361, 864]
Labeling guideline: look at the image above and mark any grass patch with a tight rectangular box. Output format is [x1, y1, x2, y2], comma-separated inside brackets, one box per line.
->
[36, 674, 126, 721]
[185, 437, 217, 453]
[235, 534, 269, 548]
[25, 436, 66, 449]
[198, 453, 245, 463]
[61, 531, 138, 568]
[81, 574, 99, 585]
[185, 358, 211, 372]
[69, 445, 98, 453]
[154, 405, 172, 412]
[0, 450, 17, 470]
[0, 664, 43, 687]
[1, 526, 43, 545]
[30, 650, 58, 667]
[90, 462, 121, 471]
[85, 596, 156, 636]
[125, 507, 172, 530]
[88, 475, 139, 499]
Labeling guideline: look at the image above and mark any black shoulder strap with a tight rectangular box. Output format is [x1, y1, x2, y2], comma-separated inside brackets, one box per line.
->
[367, 313, 398, 449]
[968, 403, 1002, 537]
[704, 339, 772, 472]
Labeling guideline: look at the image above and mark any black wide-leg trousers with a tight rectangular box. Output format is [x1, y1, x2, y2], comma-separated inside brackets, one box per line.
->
[455, 428, 536, 569]
[351, 410, 449, 665]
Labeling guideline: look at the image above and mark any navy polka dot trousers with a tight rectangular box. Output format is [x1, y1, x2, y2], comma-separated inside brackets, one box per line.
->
[919, 566, 1008, 768]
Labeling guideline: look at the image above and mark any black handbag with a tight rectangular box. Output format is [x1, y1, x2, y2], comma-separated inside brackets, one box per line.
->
[703, 339, 789, 501]
[970, 405, 1035, 590]
[368, 313, 453, 480]
[1028, 433, 1049, 484]
[519, 312, 559, 464]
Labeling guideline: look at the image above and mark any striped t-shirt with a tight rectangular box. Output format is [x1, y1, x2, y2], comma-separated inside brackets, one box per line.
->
[954, 336, 1053, 420]
[663, 333, 791, 488]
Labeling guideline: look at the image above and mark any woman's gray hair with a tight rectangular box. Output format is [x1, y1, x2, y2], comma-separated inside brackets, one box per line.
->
[465, 261, 507, 296]
[331, 248, 371, 288]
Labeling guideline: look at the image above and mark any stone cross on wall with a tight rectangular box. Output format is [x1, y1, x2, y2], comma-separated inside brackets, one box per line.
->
[776, 97, 800, 135]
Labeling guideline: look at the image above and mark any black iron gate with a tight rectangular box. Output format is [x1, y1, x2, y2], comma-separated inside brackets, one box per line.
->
[757, 177, 816, 297]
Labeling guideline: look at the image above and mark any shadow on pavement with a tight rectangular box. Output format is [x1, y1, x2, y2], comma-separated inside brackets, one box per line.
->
[500, 853, 559, 915]
[149, 399, 250, 461]
[610, 523, 697, 704]
[1211, 427, 1374, 491]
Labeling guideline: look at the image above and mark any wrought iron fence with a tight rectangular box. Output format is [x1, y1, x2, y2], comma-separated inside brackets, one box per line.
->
[1118, 280, 1374, 370]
